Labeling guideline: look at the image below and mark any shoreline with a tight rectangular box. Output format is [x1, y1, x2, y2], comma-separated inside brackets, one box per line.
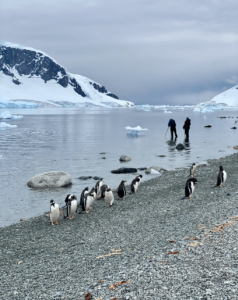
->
[1, 152, 238, 299]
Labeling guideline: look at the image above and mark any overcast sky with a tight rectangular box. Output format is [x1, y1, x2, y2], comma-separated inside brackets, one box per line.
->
[1, 0, 238, 105]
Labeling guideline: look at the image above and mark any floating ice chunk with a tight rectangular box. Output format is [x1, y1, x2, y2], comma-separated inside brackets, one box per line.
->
[164, 110, 172, 113]
[203, 115, 207, 119]
[0, 111, 23, 119]
[0, 122, 17, 128]
[151, 168, 160, 174]
[201, 108, 214, 113]
[125, 125, 148, 135]
[0, 111, 12, 119]
[11, 115, 23, 120]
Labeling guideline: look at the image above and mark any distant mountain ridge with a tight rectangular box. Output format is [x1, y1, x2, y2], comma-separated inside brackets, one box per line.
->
[0, 41, 133, 108]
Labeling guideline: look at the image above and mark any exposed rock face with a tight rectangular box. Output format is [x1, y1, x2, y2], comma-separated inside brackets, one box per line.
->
[27, 171, 72, 188]
[0, 46, 86, 97]
[119, 155, 132, 162]
[111, 168, 137, 174]
[145, 166, 167, 174]
[0, 42, 122, 103]
[176, 143, 185, 150]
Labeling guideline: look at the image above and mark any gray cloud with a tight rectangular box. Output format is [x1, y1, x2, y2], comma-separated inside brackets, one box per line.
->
[1, 0, 238, 105]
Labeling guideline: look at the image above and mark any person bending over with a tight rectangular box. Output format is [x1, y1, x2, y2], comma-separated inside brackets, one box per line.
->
[168, 118, 178, 140]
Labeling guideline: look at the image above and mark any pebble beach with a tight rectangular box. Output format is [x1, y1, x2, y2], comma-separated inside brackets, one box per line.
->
[1, 152, 238, 299]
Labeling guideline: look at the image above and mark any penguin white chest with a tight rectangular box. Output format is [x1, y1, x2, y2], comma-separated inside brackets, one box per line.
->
[50, 204, 60, 223]
[86, 196, 95, 211]
[105, 191, 114, 206]
[70, 200, 77, 216]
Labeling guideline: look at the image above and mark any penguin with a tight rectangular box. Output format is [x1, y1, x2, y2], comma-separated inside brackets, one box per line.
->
[183, 178, 197, 199]
[79, 187, 89, 207]
[82, 190, 96, 213]
[216, 166, 227, 188]
[136, 175, 143, 189]
[49, 199, 64, 225]
[104, 188, 114, 207]
[98, 184, 109, 199]
[117, 180, 127, 199]
[95, 178, 104, 198]
[131, 177, 140, 194]
[90, 187, 97, 201]
[65, 194, 77, 219]
[189, 163, 197, 177]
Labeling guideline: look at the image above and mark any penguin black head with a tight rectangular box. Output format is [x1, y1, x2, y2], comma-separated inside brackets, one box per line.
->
[220, 166, 224, 171]
[106, 188, 111, 192]
[136, 177, 140, 182]
[192, 163, 196, 166]
[137, 175, 143, 178]
[50, 199, 55, 206]
[186, 178, 197, 185]
[100, 178, 104, 181]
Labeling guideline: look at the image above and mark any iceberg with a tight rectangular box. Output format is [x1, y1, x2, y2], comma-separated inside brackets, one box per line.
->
[0, 111, 23, 119]
[125, 126, 148, 135]
[0, 122, 17, 129]
[193, 102, 224, 113]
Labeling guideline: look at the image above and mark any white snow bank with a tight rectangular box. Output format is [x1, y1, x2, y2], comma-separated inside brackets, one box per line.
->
[211, 84, 238, 107]
[0, 111, 23, 119]
[151, 169, 160, 175]
[125, 126, 148, 135]
[0, 122, 17, 128]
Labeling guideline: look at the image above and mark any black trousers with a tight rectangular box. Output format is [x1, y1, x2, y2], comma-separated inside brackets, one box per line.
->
[170, 126, 177, 139]
[185, 128, 189, 139]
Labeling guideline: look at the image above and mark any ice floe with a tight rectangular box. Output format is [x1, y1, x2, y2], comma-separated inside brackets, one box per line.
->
[0, 122, 17, 129]
[193, 102, 225, 113]
[125, 126, 148, 135]
[135, 104, 194, 112]
[0, 111, 23, 119]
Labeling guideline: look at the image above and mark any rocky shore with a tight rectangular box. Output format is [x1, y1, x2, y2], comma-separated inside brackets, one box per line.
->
[1, 153, 238, 299]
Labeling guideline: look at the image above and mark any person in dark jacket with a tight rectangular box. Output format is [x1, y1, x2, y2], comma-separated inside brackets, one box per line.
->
[183, 117, 191, 139]
[168, 118, 178, 140]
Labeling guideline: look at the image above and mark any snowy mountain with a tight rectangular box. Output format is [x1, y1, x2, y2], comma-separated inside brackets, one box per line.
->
[210, 84, 238, 107]
[0, 41, 134, 108]
[193, 84, 238, 113]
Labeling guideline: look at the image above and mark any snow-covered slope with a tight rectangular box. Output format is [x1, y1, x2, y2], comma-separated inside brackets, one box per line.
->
[0, 41, 134, 108]
[210, 85, 238, 107]
[193, 85, 238, 113]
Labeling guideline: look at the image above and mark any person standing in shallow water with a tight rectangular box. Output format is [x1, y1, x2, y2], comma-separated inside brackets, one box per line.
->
[168, 118, 178, 140]
[183, 117, 191, 139]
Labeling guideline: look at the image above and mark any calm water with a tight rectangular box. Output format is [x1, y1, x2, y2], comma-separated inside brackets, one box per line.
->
[0, 107, 237, 227]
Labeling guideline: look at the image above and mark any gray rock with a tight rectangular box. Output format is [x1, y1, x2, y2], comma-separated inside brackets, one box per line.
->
[119, 155, 132, 162]
[231, 127, 237, 129]
[111, 168, 137, 174]
[233, 146, 238, 150]
[145, 166, 167, 174]
[78, 176, 92, 180]
[27, 171, 72, 188]
[204, 125, 212, 128]
[176, 143, 185, 150]
[157, 155, 166, 157]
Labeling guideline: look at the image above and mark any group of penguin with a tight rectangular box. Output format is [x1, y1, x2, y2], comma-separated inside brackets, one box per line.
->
[183, 163, 227, 199]
[49, 164, 227, 225]
[49, 174, 143, 225]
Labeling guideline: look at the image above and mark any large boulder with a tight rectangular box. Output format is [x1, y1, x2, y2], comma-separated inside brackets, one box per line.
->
[27, 171, 72, 188]
[145, 166, 167, 174]
[111, 168, 137, 174]
[176, 143, 185, 150]
[119, 155, 132, 162]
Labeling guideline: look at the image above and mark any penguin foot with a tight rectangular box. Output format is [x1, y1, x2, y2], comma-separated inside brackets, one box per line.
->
[220, 185, 224, 188]
[89, 207, 93, 209]
[86, 211, 90, 214]
[55, 221, 59, 225]
[51, 222, 55, 226]
[189, 197, 193, 199]
[69, 216, 75, 220]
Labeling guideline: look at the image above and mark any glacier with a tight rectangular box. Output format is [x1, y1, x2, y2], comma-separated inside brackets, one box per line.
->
[0, 41, 134, 109]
